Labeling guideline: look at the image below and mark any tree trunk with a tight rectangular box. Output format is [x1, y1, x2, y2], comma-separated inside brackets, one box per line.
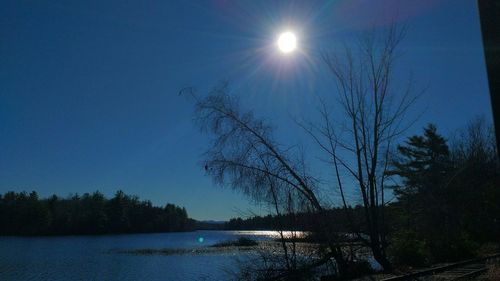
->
[371, 244, 392, 272]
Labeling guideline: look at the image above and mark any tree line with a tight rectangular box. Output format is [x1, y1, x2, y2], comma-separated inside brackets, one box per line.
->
[0, 190, 195, 235]
[224, 208, 361, 233]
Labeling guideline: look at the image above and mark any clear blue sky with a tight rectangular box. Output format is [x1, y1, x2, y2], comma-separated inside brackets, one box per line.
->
[0, 0, 493, 220]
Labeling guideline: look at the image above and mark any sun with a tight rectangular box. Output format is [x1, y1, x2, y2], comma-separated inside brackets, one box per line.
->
[277, 31, 297, 53]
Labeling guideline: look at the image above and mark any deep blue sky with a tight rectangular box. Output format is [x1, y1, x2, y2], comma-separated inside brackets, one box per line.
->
[0, 0, 493, 220]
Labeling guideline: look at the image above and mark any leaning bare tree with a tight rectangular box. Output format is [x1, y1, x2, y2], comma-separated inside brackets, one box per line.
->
[184, 25, 419, 277]
[182, 85, 350, 278]
[302, 25, 419, 271]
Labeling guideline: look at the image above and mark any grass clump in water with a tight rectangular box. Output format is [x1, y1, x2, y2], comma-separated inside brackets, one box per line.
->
[211, 237, 258, 247]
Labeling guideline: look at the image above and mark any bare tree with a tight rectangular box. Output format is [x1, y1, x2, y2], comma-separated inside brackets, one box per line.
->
[182, 84, 349, 278]
[302, 25, 419, 271]
[452, 117, 497, 164]
[184, 25, 419, 276]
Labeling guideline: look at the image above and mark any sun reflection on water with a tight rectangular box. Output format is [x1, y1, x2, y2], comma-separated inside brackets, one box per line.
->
[229, 230, 307, 239]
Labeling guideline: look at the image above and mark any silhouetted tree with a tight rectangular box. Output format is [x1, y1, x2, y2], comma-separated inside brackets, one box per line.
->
[184, 84, 349, 278]
[449, 118, 500, 242]
[388, 125, 459, 260]
[389, 124, 452, 232]
[107, 190, 131, 233]
[300, 25, 418, 271]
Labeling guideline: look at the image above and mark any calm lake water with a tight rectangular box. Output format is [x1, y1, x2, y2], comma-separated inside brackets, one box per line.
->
[0, 230, 283, 281]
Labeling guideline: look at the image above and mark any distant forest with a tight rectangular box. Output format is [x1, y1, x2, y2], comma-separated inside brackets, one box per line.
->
[0, 190, 195, 235]
[223, 210, 351, 232]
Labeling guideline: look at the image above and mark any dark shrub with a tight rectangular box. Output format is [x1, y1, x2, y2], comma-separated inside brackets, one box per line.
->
[388, 230, 430, 267]
[320, 260, 373, 280]
[428, 233, 477, 263]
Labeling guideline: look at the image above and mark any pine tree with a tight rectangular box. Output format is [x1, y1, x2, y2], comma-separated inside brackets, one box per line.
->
[389, 124, 475, 262]
[390, 124, 450, 203]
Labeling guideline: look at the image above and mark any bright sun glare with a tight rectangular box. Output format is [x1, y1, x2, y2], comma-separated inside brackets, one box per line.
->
[277, 31, 297, 53]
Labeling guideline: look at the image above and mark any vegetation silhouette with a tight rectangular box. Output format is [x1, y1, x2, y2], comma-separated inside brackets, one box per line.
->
[0, 190, 195, 235]
[387, 119, 500, 265]
[221, 120, 499, 273]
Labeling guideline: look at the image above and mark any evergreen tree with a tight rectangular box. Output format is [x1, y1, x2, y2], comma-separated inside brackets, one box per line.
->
[391, 124, 451, 202]
[389, 124, 472, 262]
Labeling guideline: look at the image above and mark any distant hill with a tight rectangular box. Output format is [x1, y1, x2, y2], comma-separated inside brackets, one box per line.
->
[195, 220, 227, 230]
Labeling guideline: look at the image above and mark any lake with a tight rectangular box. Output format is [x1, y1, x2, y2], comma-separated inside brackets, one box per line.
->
[0, 230, 285, 281]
